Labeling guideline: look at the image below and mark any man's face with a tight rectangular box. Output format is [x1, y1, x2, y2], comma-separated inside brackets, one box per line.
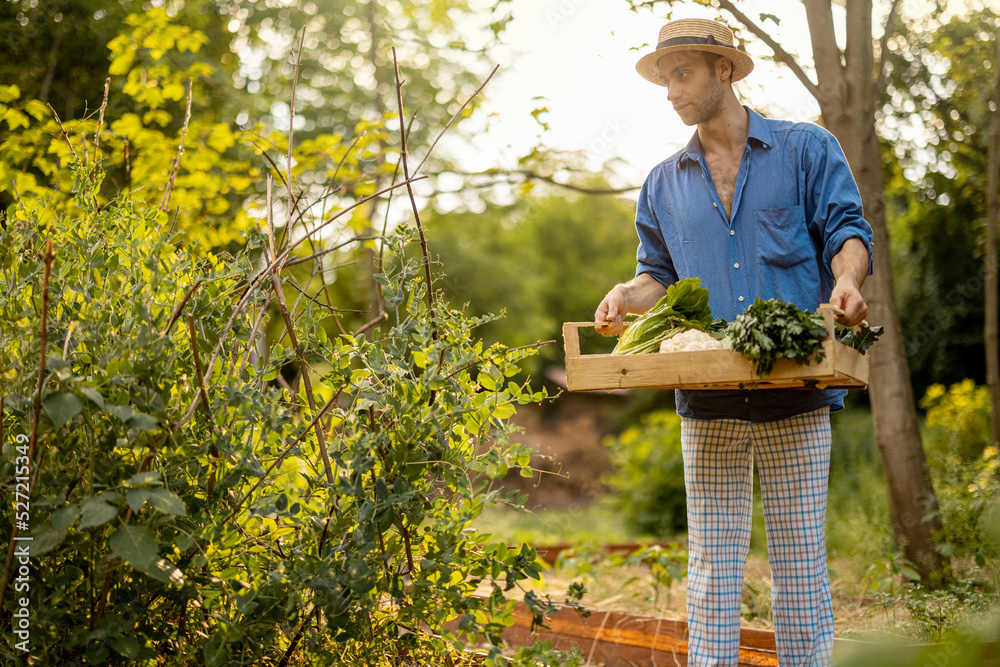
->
[655, 51, 726, 127]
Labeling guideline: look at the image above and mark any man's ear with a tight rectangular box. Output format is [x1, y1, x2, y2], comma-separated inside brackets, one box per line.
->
[718, 55, 734, 82]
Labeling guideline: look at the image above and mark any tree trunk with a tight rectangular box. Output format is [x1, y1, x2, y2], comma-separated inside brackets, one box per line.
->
[808, 0, 945, 581]
[986, 33, 1000, 447]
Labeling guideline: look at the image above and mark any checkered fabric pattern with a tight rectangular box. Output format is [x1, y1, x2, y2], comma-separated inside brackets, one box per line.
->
[681, 408, 834, 667]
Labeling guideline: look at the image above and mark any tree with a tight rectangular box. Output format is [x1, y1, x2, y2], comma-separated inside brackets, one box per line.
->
[627, 0, 946, 580]
[880, 10, 1000, 409]
[218, 0, 510, 140]
[988, 26, 1000, 446]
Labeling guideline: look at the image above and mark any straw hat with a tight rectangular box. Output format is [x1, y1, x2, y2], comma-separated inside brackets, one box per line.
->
[635, 18, 754, 86]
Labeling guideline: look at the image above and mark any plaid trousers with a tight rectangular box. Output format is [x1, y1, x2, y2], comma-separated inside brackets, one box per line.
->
[681, 408, 834, 667]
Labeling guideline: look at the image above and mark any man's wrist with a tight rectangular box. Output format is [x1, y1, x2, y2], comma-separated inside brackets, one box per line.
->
[833, 275, 862, 292]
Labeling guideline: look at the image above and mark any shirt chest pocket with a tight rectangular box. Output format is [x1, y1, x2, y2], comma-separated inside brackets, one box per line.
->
[755, 206, 813, 268]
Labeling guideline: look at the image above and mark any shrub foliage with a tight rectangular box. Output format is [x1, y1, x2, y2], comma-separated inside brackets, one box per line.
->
[0, 79, 577, 667]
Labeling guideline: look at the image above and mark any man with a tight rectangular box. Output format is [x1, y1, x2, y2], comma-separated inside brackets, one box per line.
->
[595, 18, 873, 667]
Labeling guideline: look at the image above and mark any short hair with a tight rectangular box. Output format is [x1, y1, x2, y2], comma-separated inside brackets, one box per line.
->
[701, 52, 734, 83]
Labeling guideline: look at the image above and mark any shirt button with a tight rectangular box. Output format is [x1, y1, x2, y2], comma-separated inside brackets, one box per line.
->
[734, 262, 740, 269]
[730, 230, 735, 236]
[713, 203, 718, 208]
[739, 296, 745, 302]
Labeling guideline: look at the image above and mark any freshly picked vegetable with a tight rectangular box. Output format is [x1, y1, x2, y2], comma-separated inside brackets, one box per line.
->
[726, 297, 829, 376]
[709, 317, 729, 340]
[659, 328, 726, 352]
[612, 277, 712, 355]
[836, 323, 883, 354]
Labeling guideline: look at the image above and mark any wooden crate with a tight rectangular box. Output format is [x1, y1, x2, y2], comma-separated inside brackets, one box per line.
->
[563, 304, 868, 392]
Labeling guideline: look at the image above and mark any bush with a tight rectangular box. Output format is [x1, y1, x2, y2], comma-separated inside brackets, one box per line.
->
[920, 381, 1000, 561]
[0, 152, 570, 666]
[603, 410, 687, 538]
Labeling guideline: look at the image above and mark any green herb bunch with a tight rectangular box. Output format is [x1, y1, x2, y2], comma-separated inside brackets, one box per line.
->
[726, 297, 830, 376]
[611, 278, 713, 355]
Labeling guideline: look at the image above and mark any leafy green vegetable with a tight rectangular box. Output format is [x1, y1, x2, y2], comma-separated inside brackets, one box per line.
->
[710, 317, 729, 340]
[612, 278, 713, 355]
[836, 323, 884, 355]
[726, 298, 829, 376]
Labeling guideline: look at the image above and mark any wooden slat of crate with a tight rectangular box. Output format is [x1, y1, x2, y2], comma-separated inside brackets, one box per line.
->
[562, 305, 868, 392]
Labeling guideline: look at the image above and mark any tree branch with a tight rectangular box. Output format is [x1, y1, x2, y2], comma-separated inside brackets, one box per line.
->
[803, 0, 846, 109]
[716, 0, 823, 101]
[435, 168, 637, 195]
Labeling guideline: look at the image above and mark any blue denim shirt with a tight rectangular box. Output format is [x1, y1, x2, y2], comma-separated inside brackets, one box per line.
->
[635, 107, 874, 422]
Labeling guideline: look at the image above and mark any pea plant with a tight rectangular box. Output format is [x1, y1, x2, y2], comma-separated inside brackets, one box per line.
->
[0, 61, 579, 667]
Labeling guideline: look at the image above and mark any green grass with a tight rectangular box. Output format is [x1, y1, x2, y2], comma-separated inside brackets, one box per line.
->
[473, 498, 637, 546]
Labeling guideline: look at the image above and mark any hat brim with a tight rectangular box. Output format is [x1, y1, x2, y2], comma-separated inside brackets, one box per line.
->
[636, 45, 753, 86]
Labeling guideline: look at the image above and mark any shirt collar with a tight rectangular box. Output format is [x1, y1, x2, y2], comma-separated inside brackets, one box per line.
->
[746, 107, 773, 150]
[677, 106, 773, 168]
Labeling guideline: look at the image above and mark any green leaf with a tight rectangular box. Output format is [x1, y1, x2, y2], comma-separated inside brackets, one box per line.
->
[203, 632, 228, 667]
[80, 497, 119, 529]
[146, 488, 187, 516]
[78, 386, 106, 409]
[125, 471, 162, 487]
[42, 392, 83, 430]
[126, 489, 153, 512]
[110, 525, 164, 579]
[51, 505, 80, 533]
[106, 403, 134, 423]
[29, 521, 68, 556]
[900, 567, 922, 582]
[149, 557, 186, 585]
[612, 277, 713, 355]
[112, 636, 142, 659]
[0, 84, 20, 103]
[478, 372, 498, 391]
[127, 412, 160, 431]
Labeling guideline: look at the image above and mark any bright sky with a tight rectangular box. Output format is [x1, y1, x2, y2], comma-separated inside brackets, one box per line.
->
[458, 0, 829, 192]
[449, 0, 978, 197]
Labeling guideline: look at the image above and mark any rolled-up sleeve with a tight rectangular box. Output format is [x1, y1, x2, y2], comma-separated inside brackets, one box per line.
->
[804, 130, 874, 275]
[635, 178, 678, 288]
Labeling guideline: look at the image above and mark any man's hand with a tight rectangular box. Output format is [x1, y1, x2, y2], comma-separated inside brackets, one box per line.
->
[829, 282, 867, 326]
[594, 274, 668, 337]
[595, 288, 627, 336]
[830, 237, 870, 326]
